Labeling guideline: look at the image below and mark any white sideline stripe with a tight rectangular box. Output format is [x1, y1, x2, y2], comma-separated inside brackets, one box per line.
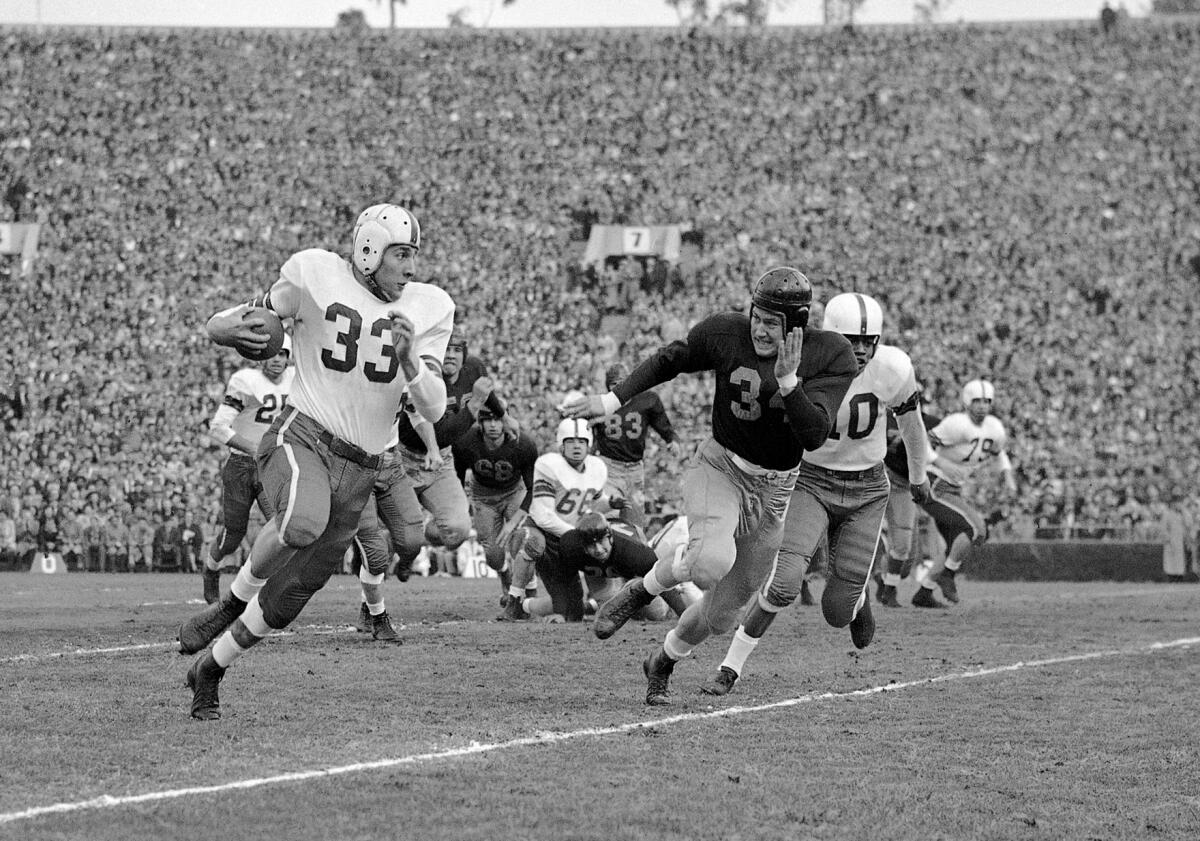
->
[2, 635, 1197, 826]
[0, 627, 377, 664]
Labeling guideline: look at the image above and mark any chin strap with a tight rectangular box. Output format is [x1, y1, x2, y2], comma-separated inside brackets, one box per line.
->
[364, 273, 392, 303]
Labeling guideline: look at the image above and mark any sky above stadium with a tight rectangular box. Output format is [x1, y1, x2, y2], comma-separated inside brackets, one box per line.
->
[1, 0, 1122, 29]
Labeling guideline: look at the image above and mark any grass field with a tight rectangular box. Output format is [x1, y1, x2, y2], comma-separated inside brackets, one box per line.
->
[1, 570, 1198, 841]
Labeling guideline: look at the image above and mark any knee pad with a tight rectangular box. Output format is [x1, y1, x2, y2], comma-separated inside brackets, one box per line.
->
[437, 517, 471, 552]
[516, 526, 546, 561]
[684, 545, 735, 591]
[279, 512, 326, 549]
[820, 574, 860, 629]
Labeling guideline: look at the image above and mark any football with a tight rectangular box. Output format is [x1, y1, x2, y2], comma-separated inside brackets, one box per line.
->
[236, 307, 286, 361]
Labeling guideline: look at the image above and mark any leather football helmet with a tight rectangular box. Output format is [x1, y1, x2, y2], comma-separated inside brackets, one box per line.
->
[751, 267, 812, 333]
[575, 512, 612, 545]
[352, 204, 421, 277]
[961, 379, 995, 407]
[556, 418, 593, 448]
[823, 292, 883, 340]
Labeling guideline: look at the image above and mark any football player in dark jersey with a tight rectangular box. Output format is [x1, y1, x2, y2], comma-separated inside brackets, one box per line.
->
[591, 363, 679, 531]
[528, 512, 691, 622]
[351, 328, 515, 639]
[565, 266, 857, 705]
[452, 406, 539, 604]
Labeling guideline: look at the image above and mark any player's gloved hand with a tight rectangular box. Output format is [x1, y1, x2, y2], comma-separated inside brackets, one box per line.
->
[423, 450, 445, 471]
[910, 479, 932, 505]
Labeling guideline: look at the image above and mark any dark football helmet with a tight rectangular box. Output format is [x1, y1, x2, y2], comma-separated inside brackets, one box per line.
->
[751, 267, 812, 334]
[576, 512, 612, 545]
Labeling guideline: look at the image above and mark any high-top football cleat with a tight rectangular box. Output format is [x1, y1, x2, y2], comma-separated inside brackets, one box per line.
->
[202, 568, 221, 605]
[499, 597, 529, 621]
[933, 569, 959, 604]
[354, 602, 372, 633]
[701, 666, 738, 697]
[643, 648, 676, 706]
[186, 652, 226, 721]
[178, 595, 245, 654]
[594, 578, 654, 640]
[878, 584, 901, 608]
[371, 610, 402, 642]
[912, 587, 946, 609]
[850, 600, 875, 649]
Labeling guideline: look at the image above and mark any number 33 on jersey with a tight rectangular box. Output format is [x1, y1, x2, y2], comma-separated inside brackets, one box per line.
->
[264, 248, 454, 454]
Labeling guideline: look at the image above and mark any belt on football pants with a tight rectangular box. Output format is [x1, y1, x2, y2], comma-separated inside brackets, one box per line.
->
[314, 426, 384, 470]
[802, 461, 886, 482]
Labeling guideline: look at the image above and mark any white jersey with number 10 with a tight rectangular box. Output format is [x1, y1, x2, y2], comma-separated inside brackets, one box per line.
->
[805, 343, 921, 472]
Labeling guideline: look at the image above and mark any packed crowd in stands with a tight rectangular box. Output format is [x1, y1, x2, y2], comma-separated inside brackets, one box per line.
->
[1, 18, 1198, 570]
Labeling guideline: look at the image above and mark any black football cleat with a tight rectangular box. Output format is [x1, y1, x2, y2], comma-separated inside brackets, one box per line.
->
[354, 602, 372, 633]
[850, 600, 875, 649]
[700, 666, 738, 697]
[594, 578, 654, 640]
[371, 610, 402, 643]
[178, 595, 245, 654]
[186, 652, 226, 721]
[643, 648, 676, 706]
[933, 569, 959, 604]
[878, 584, 901, 608]
[202, 569, 221, 605]
[912, 587, 947, 609]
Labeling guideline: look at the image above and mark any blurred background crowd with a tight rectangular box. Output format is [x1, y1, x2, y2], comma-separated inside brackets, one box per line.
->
[1, 18, 1197, 571]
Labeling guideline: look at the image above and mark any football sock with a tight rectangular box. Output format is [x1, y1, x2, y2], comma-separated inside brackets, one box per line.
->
[642, 566, 669, 597]
[720, 626, 758, 676]
[663, 628, 691, 661]
[230, 565, 267, 602]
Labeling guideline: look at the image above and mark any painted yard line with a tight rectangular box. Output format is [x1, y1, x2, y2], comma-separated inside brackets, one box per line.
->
[2, 635, 1197, 826]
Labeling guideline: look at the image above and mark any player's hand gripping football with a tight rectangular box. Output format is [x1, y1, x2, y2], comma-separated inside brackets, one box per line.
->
[207, 303, 270, 352]
[774, 326, 804, 387]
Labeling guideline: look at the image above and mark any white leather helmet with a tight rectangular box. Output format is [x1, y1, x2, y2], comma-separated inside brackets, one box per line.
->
[823, 292, 883, 339]
[556, 417, 594, 448]
[961, 379, 995, 406]
[352, 204, 421, 276]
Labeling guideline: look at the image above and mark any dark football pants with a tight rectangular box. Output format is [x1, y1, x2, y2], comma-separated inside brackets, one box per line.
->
[923, 477, 987, 547]
[211, 452, 274, 562]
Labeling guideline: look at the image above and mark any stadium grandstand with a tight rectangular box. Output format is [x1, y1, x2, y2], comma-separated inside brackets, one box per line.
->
[0, 17, 1197, 570]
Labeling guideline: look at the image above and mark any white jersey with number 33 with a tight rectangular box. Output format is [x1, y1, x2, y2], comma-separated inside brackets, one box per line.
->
[267, 248, 454, 454]
[805, 343, 920, 472]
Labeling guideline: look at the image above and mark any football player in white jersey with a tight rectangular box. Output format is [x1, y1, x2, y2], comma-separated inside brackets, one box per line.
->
[705, 292, 932, 696]
[500, 418, 614, 620]
[201, 337, 295, 604]
[179, 204, 453, 720]
[911, 379, 1018, 608]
